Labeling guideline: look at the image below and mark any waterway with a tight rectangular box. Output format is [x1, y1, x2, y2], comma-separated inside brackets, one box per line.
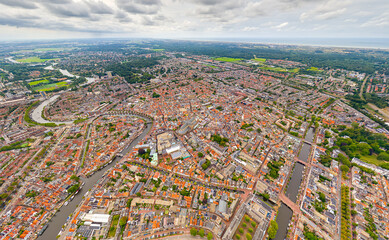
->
[37, 121, 152, 240]
[298, 143, 311, 163]
[30, 97, 153, 239]
[274, 203, 293, 240]
[44, 65, 96, 85]
[30, 95, 73, 125]
[285, 162, 305, 203]
[275, 162, 305, 240]
[304, 127, 315, 142]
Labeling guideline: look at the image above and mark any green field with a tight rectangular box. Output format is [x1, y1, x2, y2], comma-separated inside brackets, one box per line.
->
[214, 57, 243, 62]
[307, 67, 320, 72]
[252, 58, 266, 62]
[28, 79, 49, 86]
[33, 81, 68, 91]
[152, 49, 165, 52]
[16, 57, 54, 63]
[204, 64, 217, 68]
[360, 155, 383, 166]
[260, 66, 299, 73]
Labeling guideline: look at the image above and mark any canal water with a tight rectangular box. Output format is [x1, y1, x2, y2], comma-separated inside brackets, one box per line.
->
[304, 127, 315, 142]
[274, 203, 293, 240]
[285, 162, 305, 203]
[275, 162, 305, 240]
[298, 143, 311, 163]
[37, 122, 152, 240]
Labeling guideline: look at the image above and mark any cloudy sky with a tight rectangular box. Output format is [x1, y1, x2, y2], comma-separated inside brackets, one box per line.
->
[0, 0, 388, 40]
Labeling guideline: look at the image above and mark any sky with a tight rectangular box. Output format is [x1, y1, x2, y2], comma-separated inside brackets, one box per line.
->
[0, 0, 388, 40]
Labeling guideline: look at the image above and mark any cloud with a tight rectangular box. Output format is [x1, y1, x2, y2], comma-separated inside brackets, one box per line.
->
[85, 0, 114, 15]
[45, 3, 91, 18]
[0, 0, 387, 39]
[361, 12, 389, 27]
[116, 0, 161, 14]
[273, 22, 289, 29]
[0, 0, 37, 9]
[300, 0, 351, 22]
[243, 26, 259, 31]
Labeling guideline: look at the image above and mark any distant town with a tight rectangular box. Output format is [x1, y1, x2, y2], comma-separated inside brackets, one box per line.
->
[0, 39, 388, 240]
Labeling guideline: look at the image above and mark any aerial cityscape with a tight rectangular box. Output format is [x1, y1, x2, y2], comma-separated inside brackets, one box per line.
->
[0, 1, 389, 240]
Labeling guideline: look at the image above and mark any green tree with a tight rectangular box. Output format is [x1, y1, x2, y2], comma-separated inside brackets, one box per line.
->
[207, 232, 213, 240]
[246, 233, 252, 240]
[190, 228, 198, 236]
[268, 220, 278, 239]
[199, 229, 205, 237]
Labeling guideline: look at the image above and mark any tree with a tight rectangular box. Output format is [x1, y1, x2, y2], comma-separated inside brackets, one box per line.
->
[377, 152, 389, 161]
[246, 233, 252, 240]
[126, 198, 133, 208]
[207, 232, 213, 240]
[268, 220, 278, 239]
[340, 165, 350, 173]
[190, 228, 198, 236]
[198, 152, 204, 158]
[199, 229, 205, 237]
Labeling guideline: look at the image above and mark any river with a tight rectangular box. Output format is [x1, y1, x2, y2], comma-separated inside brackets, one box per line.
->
[30, 95, 73, 125]
[44, 65, 96, 85]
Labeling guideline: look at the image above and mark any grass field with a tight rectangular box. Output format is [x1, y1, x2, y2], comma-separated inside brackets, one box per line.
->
[33, 81, 68, 91]
[28, 79, 49, 86]
[152, 49, 165, 52]
[16, 57, 53, 63]
[214, 57, 243, 62]
[260, 66, 299, 73]
[108, 215, 119, 238]
[252, 58, 266, 62]
[307, 67, 319, 71]
[360, 155, 384, 166]
[204, 64, 217, 68]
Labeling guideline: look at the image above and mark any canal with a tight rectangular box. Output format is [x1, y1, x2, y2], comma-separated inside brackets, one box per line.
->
[274, 203, 293, 240]
[304, 127, 315, 143]
[37, 122, 152, 240]
[275, 161, 306, 240]
[298, 143, 311, 163]
[285, 162, 305, 203]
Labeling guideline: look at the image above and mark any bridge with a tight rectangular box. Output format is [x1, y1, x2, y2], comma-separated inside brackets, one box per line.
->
[279, 193, 302, 215]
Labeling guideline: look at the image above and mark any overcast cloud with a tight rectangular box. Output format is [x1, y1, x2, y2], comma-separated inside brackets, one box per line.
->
[0, 0, 387, 40]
